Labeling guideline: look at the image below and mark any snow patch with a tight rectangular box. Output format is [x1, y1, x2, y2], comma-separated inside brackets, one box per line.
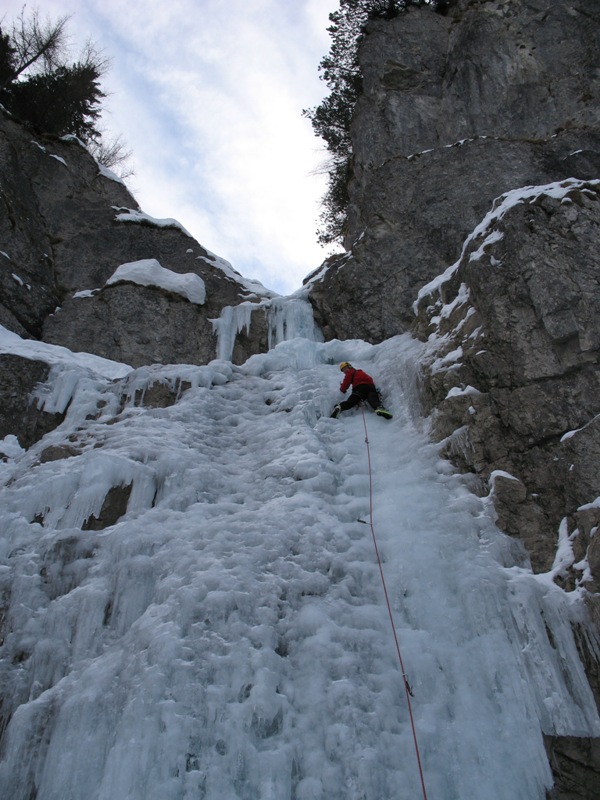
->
[578, 496, 600, 512]
[106, 259, 206, 305]
[415, 178, 600, 310]
[490, 469, 521, 484]
[431, 346, 463, 373]
[0, 324, 131, 379]
[113, 207, 194, 238]
[469, 229, 504, 263]
[445, 384, 482, 399]
[196, 249, 274, 299]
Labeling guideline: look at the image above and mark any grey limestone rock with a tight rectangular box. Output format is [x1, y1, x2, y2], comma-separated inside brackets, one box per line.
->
[0, 355, 66, 451]
[43, 283, 221, 369]
[544, 736, 600, 800]
[0, 108, 269, 367]
[414, 181, 600, 572]
[309, 0, 600, 341]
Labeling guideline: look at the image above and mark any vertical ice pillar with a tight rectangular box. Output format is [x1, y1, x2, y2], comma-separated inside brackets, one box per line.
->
[212, 294, 323, 362]
[266, 296, 323, 350]
[211, 302, 257, 361]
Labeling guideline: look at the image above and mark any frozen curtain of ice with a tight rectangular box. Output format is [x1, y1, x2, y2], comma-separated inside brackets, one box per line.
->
[212, 291, 323, 362]
[0, 313, 599, 799]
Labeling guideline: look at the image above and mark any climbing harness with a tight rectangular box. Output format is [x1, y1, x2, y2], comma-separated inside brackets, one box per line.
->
[360, 404, 429, 800]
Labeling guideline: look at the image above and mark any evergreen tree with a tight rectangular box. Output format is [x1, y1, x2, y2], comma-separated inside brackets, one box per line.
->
[0, 30, 17, 88]
[0, 9, 108, 146]
[6, 62, 105, 142]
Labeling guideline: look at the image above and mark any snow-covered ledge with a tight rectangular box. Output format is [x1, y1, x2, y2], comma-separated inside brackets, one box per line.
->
[105, 258, 206, 305]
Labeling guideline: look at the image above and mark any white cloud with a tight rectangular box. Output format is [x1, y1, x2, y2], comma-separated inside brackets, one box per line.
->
[3, 0, 338, 294]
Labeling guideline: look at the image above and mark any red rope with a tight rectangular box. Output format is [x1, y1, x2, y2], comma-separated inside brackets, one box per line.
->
[360, 405, 428, 800]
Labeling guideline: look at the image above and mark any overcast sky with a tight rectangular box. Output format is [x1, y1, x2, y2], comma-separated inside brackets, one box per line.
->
[3, 1, 340, 294]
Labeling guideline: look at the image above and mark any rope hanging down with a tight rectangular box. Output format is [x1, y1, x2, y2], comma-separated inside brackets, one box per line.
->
[360, 405, 428, 800]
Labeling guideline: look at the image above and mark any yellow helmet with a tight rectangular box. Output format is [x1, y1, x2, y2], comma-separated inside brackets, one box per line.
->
[340, 361, 352, 371]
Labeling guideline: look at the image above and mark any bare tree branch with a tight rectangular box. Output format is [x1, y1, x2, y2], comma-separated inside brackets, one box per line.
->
[1, 6, 70, 89]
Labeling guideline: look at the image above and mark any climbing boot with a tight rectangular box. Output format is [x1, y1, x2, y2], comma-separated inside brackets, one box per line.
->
[375, 407, 393, 420]
[330, 404, 341, 419]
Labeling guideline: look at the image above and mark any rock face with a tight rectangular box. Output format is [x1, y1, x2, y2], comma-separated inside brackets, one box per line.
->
[0, 109, 270, 366]
[544, 736, 600, 800]
[413, 179, 600, 577]
[43, 283, 221, 369]
[308, 0, 600, 341]
[0, 356, 65, 452]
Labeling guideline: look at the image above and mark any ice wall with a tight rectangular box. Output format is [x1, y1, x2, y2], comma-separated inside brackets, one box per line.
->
[0, 333, 598, 800]
[212, 291, 323, 361]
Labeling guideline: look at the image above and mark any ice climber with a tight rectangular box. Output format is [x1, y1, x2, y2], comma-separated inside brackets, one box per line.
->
[331, 362, 393, 420]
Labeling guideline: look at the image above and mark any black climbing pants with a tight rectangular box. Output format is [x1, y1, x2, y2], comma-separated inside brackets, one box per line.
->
[339, 383, 381, 413]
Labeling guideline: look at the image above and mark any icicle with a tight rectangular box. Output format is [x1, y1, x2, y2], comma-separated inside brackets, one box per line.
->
[442, 424, 472, 462]
[34, 367, 84, 415]
[211, 302, 260, 361]
[266, 296, 323, 350]
[212, 295, 323, 362]
[211, 302, 257, 361]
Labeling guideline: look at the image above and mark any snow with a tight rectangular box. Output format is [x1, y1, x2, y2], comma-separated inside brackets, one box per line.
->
[578, 497, 600, 511]
[97, 163, 126, 184]
[30, 140, 67, 166]
[0, 434, 24, 459]
[430, 346, 463, 374]
[106, 259, 206, 305]
[414, 178, 600, 310]
[10, 272, 31, 291]
[549, 518, 578, 583]
[445, 384, 482, 399]
[561, 412, 600, 442]
[112, 206, 273, 301]
[0, 324, 132, 379]
[113, 207, 195, 238]
[490, 469, 521, 484]
[0, 318, 599, 800]
[302, 253, 353, 290]
[195, 249, 275, 300]
[469, 229, 504, 263]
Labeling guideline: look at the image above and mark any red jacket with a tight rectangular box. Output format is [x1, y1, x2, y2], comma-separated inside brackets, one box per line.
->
[340, 368, 375, 394]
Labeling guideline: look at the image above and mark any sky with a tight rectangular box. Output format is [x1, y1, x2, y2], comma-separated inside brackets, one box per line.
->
[2, 0, 339, 295]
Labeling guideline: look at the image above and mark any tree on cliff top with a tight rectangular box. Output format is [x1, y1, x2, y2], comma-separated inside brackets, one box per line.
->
[0, 7, 131, 174]
[304, 0, 454, 246]
[0, 8, 70, 90]
[0, 8, 106, 143]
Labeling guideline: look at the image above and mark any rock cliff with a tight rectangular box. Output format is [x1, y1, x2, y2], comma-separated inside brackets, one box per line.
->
[309, 0, 600, 340]
[0, 107, 272, 367]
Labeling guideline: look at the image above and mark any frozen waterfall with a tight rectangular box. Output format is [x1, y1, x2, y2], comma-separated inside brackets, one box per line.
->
[212, 291, 323, 361]
[0, 326, 599, 800]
